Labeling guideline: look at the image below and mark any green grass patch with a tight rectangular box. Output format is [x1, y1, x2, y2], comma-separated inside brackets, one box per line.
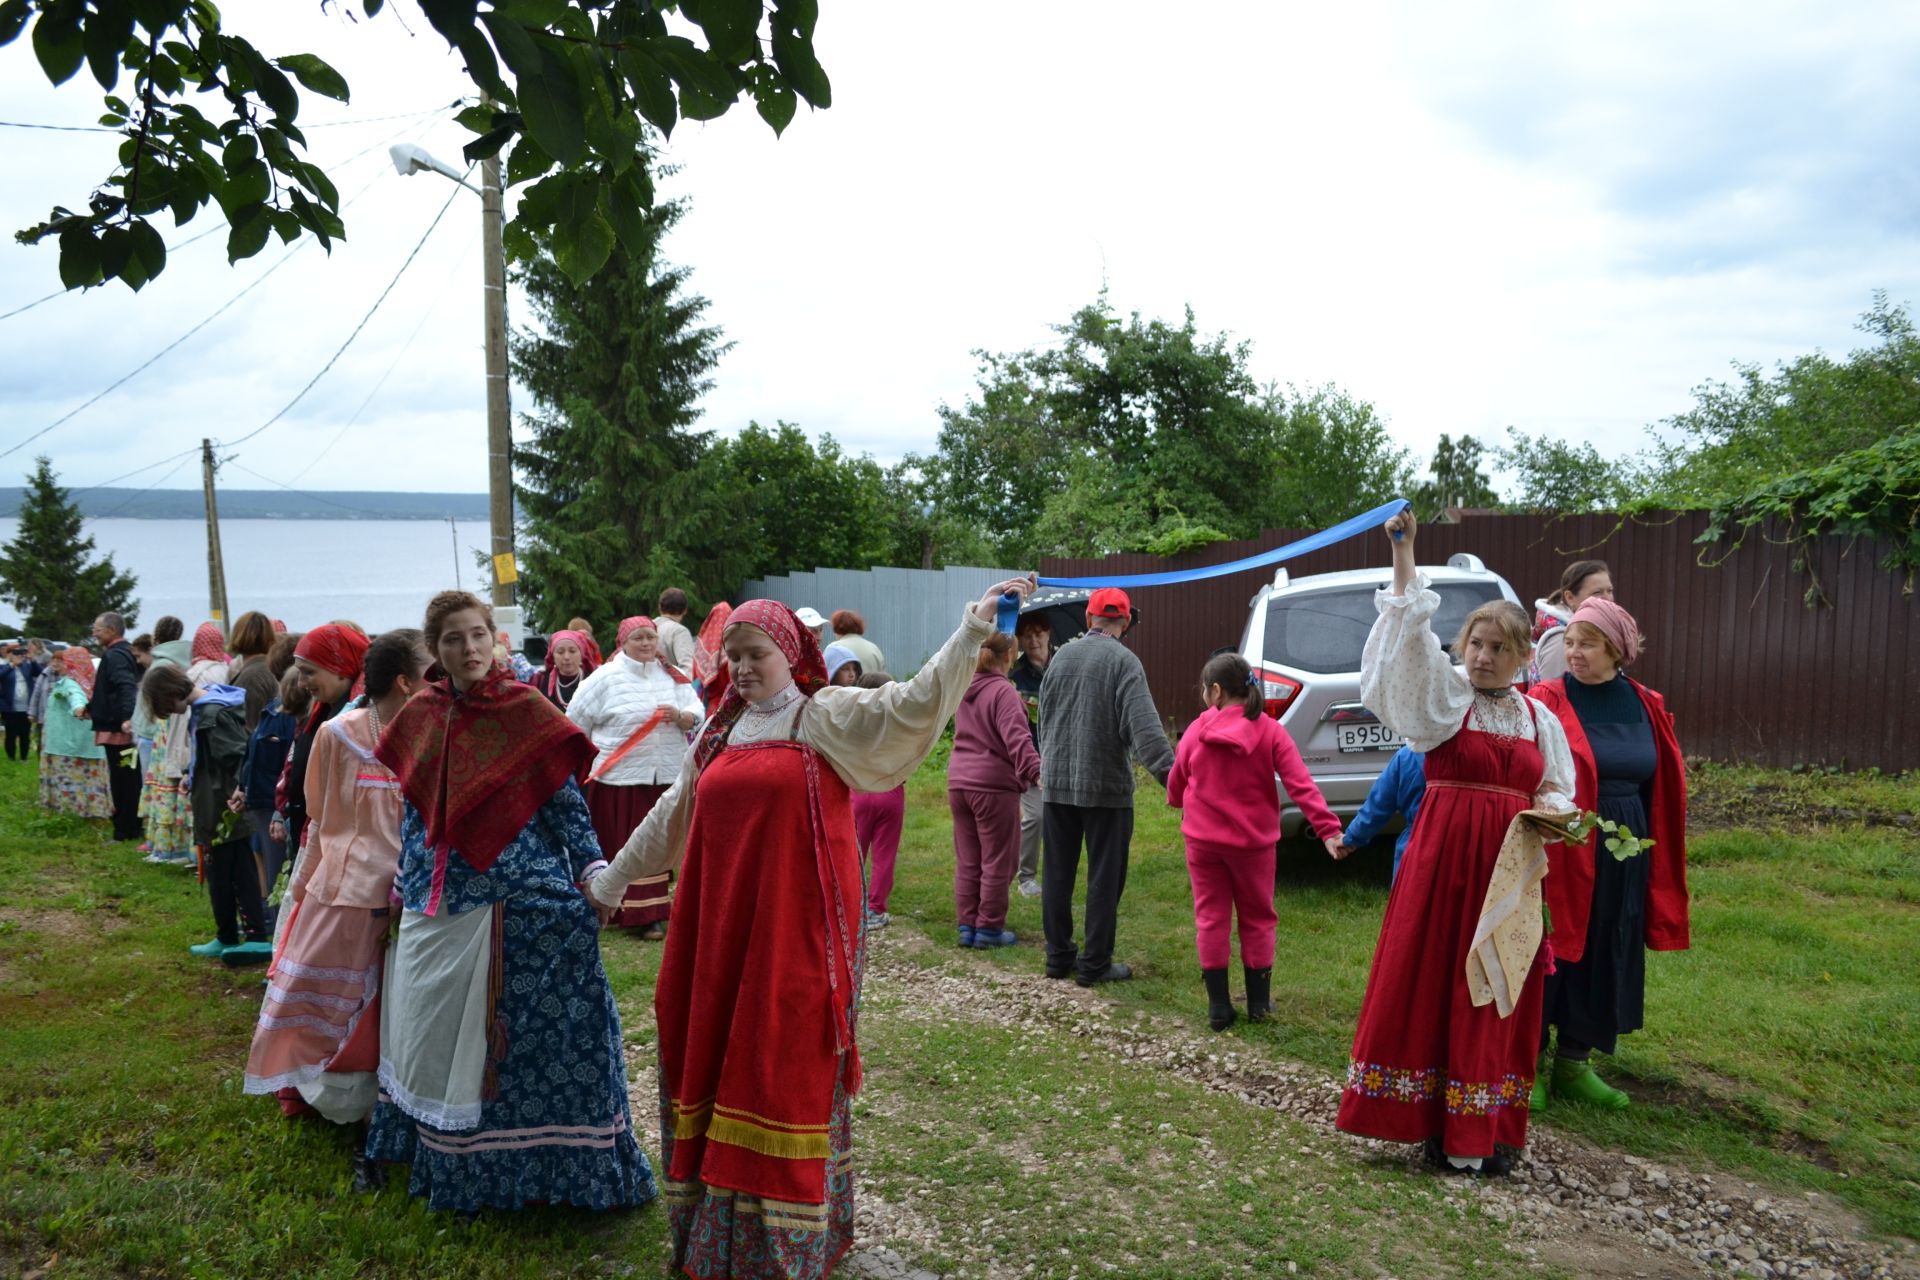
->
[884, 765, 1920, 1240]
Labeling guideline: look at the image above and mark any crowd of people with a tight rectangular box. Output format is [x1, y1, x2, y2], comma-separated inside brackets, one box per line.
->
[3, 514, 1691, 1274]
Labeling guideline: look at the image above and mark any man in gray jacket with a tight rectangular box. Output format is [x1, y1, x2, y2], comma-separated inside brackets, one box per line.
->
[1038, 587, 1175, 986]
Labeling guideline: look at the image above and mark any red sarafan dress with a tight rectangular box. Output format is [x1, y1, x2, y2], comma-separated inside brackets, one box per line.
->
[589, 600, 996, 1280]
[1335, 573, 1575, 1159]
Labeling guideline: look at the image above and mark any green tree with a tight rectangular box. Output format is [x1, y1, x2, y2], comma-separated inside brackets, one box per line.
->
[1493, 427, 1639, 514]
[511, 197, 729, 630]
[917, 298, 1406, 563]
[4, 0, 831, 290]
[1651, 294, 1920, 506]
[1413, 433, 1498, 518]
[697, 421, 898, 577]
[0, 456, 138, 636]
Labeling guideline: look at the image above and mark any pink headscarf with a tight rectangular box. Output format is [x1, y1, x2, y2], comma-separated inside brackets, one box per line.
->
[191, 621, 227, 665]
[616, 615, 656, 650]
[692, 600, 828, 771]
[1570, 597, 1642, 666]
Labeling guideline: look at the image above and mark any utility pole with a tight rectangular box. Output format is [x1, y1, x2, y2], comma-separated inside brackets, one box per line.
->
[448, 515, 462, 590]
[481, 142, 516, 617]
[200, 438, 231, 632]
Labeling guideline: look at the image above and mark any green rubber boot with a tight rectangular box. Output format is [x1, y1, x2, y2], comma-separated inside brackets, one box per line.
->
[1551, 1056, 1629, 1110]
[1529, 1058, 1551, 1114]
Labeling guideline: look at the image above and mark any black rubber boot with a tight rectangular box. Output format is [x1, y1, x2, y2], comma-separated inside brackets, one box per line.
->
[1244, 965, 1273, 1023]
[1202, 968, 1237, 1031]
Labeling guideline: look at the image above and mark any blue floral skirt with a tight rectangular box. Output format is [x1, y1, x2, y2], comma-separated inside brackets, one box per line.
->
[365, 889, 658, 1213]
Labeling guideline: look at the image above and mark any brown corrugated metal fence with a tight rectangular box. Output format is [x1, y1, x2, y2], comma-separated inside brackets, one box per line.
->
[1040, 511, 1920, 771]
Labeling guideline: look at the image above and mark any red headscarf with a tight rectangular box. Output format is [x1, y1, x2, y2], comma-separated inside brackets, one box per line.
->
[616, 615, 654, 650]
[191, 622, 228, 665]
[375, 666, 598, 899]
[692, 599, 828, 771]
[58, 645, 95, 696]
[1570, 597, 1642, 666]
[271, 618, 288, 634]
[693, 602, 732, 688]
[295, 624, 371, 728]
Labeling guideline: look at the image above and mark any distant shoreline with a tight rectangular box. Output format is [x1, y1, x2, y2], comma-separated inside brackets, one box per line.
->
[0, 489, 491, 521]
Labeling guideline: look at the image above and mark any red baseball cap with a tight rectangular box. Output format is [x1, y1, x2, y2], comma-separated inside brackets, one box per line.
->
[1086, 587, 1132, 620]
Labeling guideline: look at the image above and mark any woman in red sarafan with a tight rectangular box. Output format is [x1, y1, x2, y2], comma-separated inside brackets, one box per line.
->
[1334, 510, 1576, 1175]
[590, 579, 1031, 1280]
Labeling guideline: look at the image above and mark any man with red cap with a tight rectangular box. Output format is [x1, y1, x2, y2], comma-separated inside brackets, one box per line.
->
[1037, 587, 1175, 986]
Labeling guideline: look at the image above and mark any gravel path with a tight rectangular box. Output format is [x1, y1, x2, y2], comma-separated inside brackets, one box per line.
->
[858, 929, 1919, 1280]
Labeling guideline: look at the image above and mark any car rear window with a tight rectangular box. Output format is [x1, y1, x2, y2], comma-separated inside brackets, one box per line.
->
[1262, 581, 1504, 674]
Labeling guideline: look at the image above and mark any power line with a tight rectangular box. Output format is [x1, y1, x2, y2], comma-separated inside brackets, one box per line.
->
[0, 158, 407, 461]
[0, 120, 115, 132]
[217, 164, 469, 451]
[221, 460, 401, 519]
[0, 101, 461, 135]
[0, 103, 457, 324]
[95, 453, 200, 517]
[274, 226, 477, 485]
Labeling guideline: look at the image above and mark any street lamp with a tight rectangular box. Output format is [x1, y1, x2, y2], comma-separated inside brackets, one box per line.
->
[390, 136, 521, 644]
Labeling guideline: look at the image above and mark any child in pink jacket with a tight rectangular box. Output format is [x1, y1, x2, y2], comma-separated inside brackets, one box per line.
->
[1167, 653, 1348, 1031]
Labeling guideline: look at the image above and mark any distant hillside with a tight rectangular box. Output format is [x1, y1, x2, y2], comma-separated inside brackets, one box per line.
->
[0, 488, 490, 521]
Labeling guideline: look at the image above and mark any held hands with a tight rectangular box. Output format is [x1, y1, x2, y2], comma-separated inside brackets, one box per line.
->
[1324, 835, 1352, 861]
[973, 574, 1037, 623]
[226, 787, 246, 814]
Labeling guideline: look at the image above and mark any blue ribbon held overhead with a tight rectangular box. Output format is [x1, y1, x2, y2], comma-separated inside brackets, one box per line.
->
[1036, 497, 1412, 590]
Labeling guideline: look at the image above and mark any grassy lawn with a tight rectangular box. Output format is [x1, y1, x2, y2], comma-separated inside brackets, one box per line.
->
[0, 757, 1555, 1279]
[883, 759, 1920, 1242]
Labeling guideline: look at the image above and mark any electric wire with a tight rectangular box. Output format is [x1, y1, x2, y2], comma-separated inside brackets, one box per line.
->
[94, 453, 201, 517]
[0, 158, 406, 462]
[0, 103, 458, 323]
[0, 102, 460, 134]
[216, 163, 469, 451]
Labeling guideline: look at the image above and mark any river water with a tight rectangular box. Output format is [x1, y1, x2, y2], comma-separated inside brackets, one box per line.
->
[0, 518, 495, 637]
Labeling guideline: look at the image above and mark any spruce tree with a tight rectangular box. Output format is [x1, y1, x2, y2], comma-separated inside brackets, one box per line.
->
[511, 195, 733, 629]
[0, 456, 140, 637]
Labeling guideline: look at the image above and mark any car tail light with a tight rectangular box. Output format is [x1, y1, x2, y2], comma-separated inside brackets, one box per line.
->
[1257, 668, 1301, 720]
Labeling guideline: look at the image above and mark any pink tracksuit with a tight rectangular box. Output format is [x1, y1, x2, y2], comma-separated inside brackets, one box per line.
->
[1166, 706, 1342, 968]
[854, 786, 906, 914]
[948, 670, 1043, 931]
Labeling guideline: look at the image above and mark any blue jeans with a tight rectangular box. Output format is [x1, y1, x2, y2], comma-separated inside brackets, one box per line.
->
[249, 806, 287, 925]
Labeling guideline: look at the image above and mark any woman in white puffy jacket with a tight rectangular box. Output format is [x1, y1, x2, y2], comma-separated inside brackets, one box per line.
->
[568, 615, 702, 937]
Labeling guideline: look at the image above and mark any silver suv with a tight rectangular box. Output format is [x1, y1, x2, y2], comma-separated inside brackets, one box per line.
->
[1238, 554, 1520, 835]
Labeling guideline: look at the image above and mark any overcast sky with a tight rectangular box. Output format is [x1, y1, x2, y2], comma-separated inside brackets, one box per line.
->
[2, 0, 1916, 498]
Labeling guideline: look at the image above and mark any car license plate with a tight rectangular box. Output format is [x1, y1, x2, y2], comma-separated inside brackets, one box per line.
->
[1336, 722, 1403, 753]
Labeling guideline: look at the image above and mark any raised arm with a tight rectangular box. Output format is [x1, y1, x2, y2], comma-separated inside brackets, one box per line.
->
[1359, 513, 1473, 752]
[803, 577, 1032, 791]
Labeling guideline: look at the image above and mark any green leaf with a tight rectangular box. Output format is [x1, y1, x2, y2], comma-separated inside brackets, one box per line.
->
[494, 0, 571, 25]
[56, 223, 101, 289]
[514, 46, 586, 166]
[418, 0, 479, 46]
[504, 134, 556, 188]
[127, 216, 166, 283]
[83, 0, 134, 90]
[514, 170, 578, 229]
[276, 52, 349, 103]
[769, 25, 830, 108]
[462, 124, 516, 163]
[619, 49, 678, 137]
[479, 10, 542, 80]
[452, 25, 511, 103]
[96, 224, 133, 280]
[754, 80, 795, 135]
[583, 96, 641, 174]
[31, 3, 86, 85]
[693, 0, 761, 63]
[222, 134, 258, 171]
[604, 178, 648, 257]
[227, 158, 271, 206]
[0, 0, 31, 46]
[226, 203, 272, 263]
[363, 0, 384, 15]
[454, 104, 496, 133]
[551, 200, 615, 284]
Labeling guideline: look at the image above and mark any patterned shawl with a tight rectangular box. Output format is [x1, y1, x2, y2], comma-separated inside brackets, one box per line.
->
[375, 665, 597, 876]
[692, 599, 828, 772]
[692, 602, 732, 688]
[58, 646, 94, 696]
[191, 622, 228, 665]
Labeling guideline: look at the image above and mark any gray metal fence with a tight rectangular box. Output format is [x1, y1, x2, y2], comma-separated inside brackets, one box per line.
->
[739, 564, 1022, 676]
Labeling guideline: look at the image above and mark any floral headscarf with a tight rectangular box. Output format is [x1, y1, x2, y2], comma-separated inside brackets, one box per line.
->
[692, 599, 828, 771]
[191, 621, 227, 665]
[58, 645, 95, 696]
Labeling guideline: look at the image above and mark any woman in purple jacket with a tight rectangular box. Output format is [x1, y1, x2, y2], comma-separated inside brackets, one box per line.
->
[949, 633, 1043, 949]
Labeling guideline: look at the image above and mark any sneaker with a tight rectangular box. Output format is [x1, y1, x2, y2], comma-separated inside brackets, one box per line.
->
[188, 938, 229, 958]
[1075, 961, 1133, 987]
[972, 928, 1017, 949]
[864, 911, 890, 931]
[1017, 879, 1042, 898]
[958, 925, 976, 948]
[143, 849, 173, 865]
